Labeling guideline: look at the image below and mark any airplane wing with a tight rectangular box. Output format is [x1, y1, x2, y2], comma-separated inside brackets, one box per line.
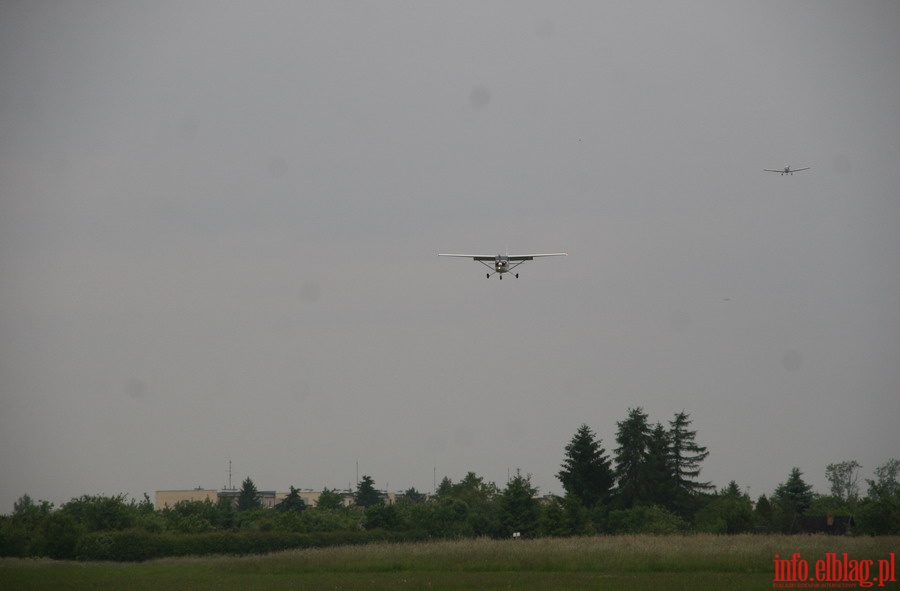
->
[764, 169, 782, 173]
[507, 253, 568, 261]
[438, 254, 496, 261]
[793, 167, 810, 172]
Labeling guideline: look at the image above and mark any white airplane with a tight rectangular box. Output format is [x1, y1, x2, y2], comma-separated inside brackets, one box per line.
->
[765, 165, 810, 175]
[439, 251, 567, 279]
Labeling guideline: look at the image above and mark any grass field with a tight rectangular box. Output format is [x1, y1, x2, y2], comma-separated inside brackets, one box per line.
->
[2, 534, 898, 590]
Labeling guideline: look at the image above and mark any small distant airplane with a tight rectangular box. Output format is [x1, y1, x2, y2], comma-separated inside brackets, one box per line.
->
[439, 251, 567, 279]
[765, 165, 810, 175]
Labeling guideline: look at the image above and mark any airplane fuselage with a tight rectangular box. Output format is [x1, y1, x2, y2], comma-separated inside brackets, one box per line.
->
[491, 255, 516, 279]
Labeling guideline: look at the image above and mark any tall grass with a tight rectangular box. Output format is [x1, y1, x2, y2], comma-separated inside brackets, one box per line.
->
[210, 534, 896, 575]
[3, 535, 897, 591]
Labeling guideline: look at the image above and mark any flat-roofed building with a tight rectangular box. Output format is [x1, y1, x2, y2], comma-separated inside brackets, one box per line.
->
[217, 489, 279, 509]
[155, 488, 218, 510]
[276, 489, 329, 508]
[277, 489, 357, 508]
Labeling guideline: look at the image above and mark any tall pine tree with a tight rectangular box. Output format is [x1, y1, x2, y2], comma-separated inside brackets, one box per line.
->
[668, 411, 712, 498]
[355, 475, 381, 508]
[613, 407, 652, 509]
[774, 467, 814, 515]
[557, 424, 614, 509]
[497, 470, 541, 538]
[276, 486, 307, 513]
[237, 477, 262, 511]
[643, 422, 677, 509]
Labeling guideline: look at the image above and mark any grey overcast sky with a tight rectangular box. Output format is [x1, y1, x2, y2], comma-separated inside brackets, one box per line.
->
[2, 1, 899, 511]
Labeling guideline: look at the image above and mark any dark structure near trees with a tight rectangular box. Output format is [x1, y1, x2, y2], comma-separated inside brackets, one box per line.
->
[791, 514, 855, 535]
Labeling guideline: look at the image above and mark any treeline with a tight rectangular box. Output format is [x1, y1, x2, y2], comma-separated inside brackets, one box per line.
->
[2, 408, 898, 560]
[551, 410, 899, 537]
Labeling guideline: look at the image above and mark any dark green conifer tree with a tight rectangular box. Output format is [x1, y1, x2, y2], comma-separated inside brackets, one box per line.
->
[643, 422, 677, 509]
[668, 411, 712, 495]
[237, 477, 262, 511]
[557, 424, 614, 509]
[497, 470, 541, 538]
[613, 407, 652, 509]
[355, 475, 381, 508]
[276, 486, 307, 512]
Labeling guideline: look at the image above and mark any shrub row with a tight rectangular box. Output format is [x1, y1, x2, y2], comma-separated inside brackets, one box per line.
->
[74, 528, 429, 562]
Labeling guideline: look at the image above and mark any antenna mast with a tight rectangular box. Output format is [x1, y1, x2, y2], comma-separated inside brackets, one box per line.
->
[225, 459, 235, 491]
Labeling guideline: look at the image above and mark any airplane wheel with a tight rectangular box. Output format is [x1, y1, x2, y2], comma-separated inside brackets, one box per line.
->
[486, 273, 490, 279]
[515, 273, 519, 278]
[499, 275, 502, 280]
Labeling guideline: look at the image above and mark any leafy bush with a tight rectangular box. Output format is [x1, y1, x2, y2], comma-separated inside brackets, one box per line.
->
[33, 512, 84, 559]
[854, 493, 900, 535]
[60, 494, 146, 532]
[606, 505, 687, 534]
[75, 529, 430, 561]
[693, 495, 754, 534]
[363, 503, 401, 530]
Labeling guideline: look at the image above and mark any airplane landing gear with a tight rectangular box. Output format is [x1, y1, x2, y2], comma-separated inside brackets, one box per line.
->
[515, 273, 519, 278]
